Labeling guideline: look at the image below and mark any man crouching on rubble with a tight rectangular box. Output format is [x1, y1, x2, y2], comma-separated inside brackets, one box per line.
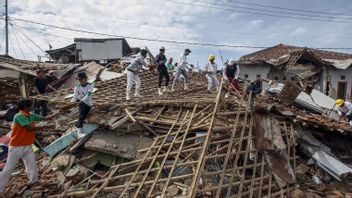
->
[125, 49, 151, 100]
[336, 99, 352, 126]
[71, 72, 94, 134]
[0, 99, 58, 196]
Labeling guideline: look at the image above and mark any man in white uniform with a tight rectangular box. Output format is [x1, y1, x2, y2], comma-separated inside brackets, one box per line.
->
[204, 54, 220, 94]
[125, 49, 150, 100]
[171, 48, 192, 91]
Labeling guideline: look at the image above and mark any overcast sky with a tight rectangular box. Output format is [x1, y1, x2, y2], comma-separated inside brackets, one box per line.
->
[1, 0, 352, 67]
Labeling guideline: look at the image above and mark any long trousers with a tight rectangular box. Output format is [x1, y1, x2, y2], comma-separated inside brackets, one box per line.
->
[158, 67, 170, 88]
[206, 74, 220, 91]
[77, 102, 91, 128]
[0, 145, 38, 191]
[172, 68, 189, 87]
[126, 70, 141, 98]
[34, 100, 48, 116]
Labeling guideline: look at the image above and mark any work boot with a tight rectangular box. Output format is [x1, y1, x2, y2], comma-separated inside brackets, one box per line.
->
[207, 90, 211, 94]
[134, 93, 143, 97]
[184, 84, 188, 90]
[158, 88, 163, 95]
[171, 85, 175, 92]
[349, 120, 352, 126]
[126, 96, 131, 101]
[163, 86, 167, 93]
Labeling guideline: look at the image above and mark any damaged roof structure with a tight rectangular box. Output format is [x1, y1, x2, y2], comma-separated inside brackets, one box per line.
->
[238, 43, 352, 100]
[0, 50, 352, 198]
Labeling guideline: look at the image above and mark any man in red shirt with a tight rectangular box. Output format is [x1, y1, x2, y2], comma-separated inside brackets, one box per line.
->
[0, 99, 58, 195]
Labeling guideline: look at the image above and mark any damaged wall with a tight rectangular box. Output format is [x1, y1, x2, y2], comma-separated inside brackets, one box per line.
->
[328, 66, 352, 100]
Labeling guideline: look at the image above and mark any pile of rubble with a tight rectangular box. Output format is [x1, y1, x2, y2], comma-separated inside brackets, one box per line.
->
[0, 56, 352, 198]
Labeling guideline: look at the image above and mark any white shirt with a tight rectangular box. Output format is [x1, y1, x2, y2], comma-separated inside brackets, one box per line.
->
[177, 53, 190, 70]
[71, 83, 94, 106]
[337, 101, 352, 117]
[204, 62, 218, 75]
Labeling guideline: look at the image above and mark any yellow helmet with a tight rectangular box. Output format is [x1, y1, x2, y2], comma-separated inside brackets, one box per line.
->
[336, 99, 344, 107]
[209, 54, 215, 60]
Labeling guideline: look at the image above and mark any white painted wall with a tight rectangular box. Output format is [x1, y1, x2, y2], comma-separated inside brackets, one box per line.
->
[76, 40, 123, 61]
[328, 67, 352, 99]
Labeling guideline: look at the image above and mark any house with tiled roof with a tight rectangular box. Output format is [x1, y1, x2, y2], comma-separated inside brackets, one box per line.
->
[238, 43, 352, 99]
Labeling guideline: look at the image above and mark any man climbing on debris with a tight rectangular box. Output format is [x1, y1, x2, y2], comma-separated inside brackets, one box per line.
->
[204, 54, 220, 94]
[336, 99, 352, 126]
[247, 75, 262, 96]
[223, 59, 240, 95]
[125, 49, 150, 100]
[33, 69, 56, 116]
[0, 99, 59, 196]
[71, 72, 94, 134]
[172, 48, 193, 91]
[156, 46, 170, 95]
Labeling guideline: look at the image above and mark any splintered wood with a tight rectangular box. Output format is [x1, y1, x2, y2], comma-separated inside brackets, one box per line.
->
[62, 81, 296, 198]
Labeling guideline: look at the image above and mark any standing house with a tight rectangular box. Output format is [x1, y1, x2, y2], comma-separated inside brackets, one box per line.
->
[238, 44, 352, 99]
[46, 38, 134, 64]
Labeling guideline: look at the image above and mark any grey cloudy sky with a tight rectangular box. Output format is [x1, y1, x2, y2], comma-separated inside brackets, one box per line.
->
[1, 0, 352, 67]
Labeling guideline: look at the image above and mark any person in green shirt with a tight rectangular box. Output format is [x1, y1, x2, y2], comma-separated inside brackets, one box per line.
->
[166, 57, 175, 77]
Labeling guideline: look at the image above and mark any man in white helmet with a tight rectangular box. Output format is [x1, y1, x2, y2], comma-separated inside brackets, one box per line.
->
[172, 49, 192, 91]
[204, 54, 220, 94]
[223, 59, 240, 98]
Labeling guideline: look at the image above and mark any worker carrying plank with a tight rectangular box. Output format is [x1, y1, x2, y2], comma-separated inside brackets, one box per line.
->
[204, 54, 220, 94]
[336, 99, 352, 126]
[125, 49, 151, 101]
[0, 99, 59, 195]
[171, 48, 193, 91]
[155, 46, 170, 95]
[71, 72, 94, 135]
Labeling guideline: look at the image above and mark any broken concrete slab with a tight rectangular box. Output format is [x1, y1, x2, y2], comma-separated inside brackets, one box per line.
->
[84, 132, 153, 159]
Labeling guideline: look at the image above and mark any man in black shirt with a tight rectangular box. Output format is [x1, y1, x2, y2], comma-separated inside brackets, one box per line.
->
[33, 69, 55, 116]
[155, 46, 170, 95]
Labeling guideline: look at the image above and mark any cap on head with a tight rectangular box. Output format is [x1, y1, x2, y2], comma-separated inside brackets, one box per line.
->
[77, 72, 88, 80]
[336, 99, 344, 107]
[159, 46, 165, 50]
[228, 59, 237, 65]
[184, 48, 191, 53]
[140, 49, 148, 56]
[209, 54, 215, 60]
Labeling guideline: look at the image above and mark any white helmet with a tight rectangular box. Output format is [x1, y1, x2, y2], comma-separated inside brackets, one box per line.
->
[228, 59, 236, 65]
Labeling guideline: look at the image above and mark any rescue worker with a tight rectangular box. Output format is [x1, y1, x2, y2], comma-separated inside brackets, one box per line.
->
[71, 72, 94, 134]
[223, 59, 240, 98]
[33, 69, 56, 116]
[0, 99, 59, 195]
[336, 99, 352, 126]
[248, 75, 262, 96]
[166, 57, 175, 76]
[125, 49, 150, 100]
[204, 54, 220, 94]
[155, 46, 170, 95]
[172, 48, 192, 91]
[223, 59, 240, 90]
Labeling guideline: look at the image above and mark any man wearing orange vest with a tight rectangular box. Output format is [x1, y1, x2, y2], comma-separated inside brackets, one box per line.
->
[0, 99, 59, 195]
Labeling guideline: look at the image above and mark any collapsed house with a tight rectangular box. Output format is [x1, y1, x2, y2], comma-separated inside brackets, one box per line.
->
[46, 38, 137, 64]
[0, 55, 78, 107]
[238, 43, 352, 100]
[0, 51, 352, 198]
